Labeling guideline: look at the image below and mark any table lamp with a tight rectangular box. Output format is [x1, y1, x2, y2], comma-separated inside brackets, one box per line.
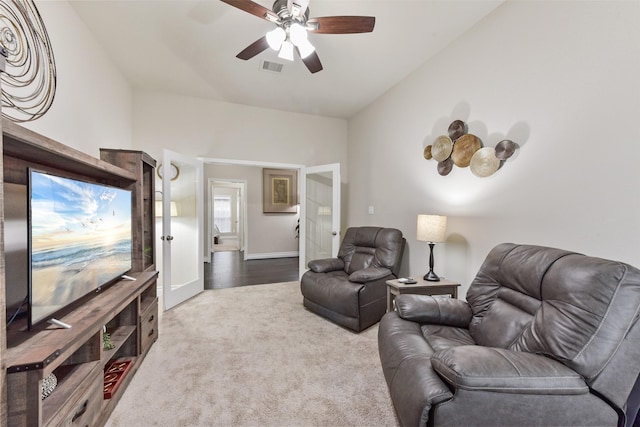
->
[417, 214, 447, 281]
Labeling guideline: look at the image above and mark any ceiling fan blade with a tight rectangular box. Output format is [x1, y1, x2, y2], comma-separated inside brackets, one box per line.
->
[307, 16, 375, 34]
[236, 36, 270, 60]
[220, 0, 279, 22]
[300, 50, 323, 74]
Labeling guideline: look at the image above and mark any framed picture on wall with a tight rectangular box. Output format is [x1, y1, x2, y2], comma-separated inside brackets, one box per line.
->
[263, 168, 297, 214]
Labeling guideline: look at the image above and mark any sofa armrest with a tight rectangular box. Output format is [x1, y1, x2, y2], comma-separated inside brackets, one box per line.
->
[432, 345, 589, 395]
[395, 294, 472, 328]
[308, 258, 345, 273]
[348, 267, 392, 283]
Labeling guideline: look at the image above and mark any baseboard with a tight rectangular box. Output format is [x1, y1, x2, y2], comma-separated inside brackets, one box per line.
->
[245, 251, 299, 260]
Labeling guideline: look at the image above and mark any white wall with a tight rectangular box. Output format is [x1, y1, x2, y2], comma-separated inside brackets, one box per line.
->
[18, 1, 133, 155]
[132, 90, 347, 169]
[348, 1, 640, 296]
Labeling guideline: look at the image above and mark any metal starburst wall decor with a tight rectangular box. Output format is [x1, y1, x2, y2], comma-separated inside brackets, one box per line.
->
[0, 0, 56, 122]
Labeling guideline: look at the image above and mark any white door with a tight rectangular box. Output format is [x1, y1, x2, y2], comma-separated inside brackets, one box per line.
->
[161, 150, 204, 310]
[299, 163, 341, 278]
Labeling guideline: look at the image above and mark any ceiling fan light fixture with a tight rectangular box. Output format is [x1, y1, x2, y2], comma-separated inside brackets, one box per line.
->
[296, 38, 315, 58]
[289, 22, 307, 45]
[289, 22, 314, 58]
[266, 27, 286, 50]
[278, 40, 295, 61]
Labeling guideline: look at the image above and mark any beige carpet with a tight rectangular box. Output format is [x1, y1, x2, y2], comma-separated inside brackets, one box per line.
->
[106, 281, 398, 427]
[212, 243, 240, 252]
[213, 237, 240, 252]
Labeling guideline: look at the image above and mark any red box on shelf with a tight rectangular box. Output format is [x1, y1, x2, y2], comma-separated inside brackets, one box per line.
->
[104, 358, 133, 399]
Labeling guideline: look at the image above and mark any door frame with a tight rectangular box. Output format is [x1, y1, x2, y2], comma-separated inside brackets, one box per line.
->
[207, 178, 247, 261]
[199, 157, 305, 262]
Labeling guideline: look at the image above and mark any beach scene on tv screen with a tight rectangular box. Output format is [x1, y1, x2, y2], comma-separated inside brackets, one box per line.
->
[30, 171, 132, 324]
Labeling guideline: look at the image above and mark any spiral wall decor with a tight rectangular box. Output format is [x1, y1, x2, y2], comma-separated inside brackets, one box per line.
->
[0, 0, 56, 122]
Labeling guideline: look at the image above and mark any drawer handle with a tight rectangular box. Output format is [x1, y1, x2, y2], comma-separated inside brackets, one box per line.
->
[148, 329, 154, 337]
[148, 315, 154, 323]
[72, 399, 88, 422]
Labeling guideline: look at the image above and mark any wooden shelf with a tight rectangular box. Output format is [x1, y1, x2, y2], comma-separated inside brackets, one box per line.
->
[2, 118, 136, 186]
[1, 122, 159, 427]
[102, 326, 137, 364]
[41, 362, 101, 424]
[5, 273, 156, 371]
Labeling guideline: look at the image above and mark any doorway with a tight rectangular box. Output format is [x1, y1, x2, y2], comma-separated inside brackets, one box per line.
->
[200, 157, 340, 282]
[209, 179, 246, 253]
[202, 159, 303, 264]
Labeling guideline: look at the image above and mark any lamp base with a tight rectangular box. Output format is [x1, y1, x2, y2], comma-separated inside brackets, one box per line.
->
[424, 242, 440, 281]
[423, 270, 440, 282]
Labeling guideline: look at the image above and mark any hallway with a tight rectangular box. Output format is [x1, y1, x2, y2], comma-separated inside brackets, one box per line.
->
[204, 251, 299, 289]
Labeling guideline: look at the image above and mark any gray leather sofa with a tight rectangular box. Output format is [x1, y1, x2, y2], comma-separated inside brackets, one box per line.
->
[378, 243, 640, 426]
[300, 226, 405, 332]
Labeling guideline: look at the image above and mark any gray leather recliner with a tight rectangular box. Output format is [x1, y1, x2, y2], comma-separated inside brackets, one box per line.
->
[300, 226, 405, 332]
[378, 243, 640, 426]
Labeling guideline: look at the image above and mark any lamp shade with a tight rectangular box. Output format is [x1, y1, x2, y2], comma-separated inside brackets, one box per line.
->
[417, 214, 447, 243]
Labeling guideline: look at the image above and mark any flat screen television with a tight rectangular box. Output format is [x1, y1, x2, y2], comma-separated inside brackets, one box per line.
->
[28, 169, 133, 329]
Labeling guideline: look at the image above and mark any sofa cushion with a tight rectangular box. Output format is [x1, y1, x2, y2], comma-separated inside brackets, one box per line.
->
[421, 324, 475, 352]
[339, 227, 404, 275]
[432, 345, 589, 395]
[469, 287, 539, 348]
[467, 244, 571, 348]
[512, 253, 640, 382]
[467, 243, 640, 383]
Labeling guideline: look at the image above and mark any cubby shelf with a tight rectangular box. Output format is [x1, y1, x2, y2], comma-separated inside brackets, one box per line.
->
[102, 326, 137, 363]
[41, 361, 101, 424]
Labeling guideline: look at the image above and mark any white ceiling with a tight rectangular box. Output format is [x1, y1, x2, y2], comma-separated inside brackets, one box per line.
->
[69, 0, 503, 119]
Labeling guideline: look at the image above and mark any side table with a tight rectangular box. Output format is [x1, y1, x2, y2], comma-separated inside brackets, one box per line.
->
[386, 277, 461, 312]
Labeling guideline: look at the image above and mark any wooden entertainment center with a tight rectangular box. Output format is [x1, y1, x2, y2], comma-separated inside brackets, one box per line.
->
[0, 119, 159, 426]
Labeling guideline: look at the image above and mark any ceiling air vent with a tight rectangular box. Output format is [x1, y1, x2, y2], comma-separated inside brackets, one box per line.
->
[260, 60, 284, 73]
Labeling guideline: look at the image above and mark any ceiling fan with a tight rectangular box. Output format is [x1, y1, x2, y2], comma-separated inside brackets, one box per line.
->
[220, 0, 375, 73]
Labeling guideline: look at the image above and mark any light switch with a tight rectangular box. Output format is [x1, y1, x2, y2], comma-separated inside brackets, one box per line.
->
[368, 206, 375, 215]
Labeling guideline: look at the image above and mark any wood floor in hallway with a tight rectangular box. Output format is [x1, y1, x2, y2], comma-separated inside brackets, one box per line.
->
[204, 250, 299, 289]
